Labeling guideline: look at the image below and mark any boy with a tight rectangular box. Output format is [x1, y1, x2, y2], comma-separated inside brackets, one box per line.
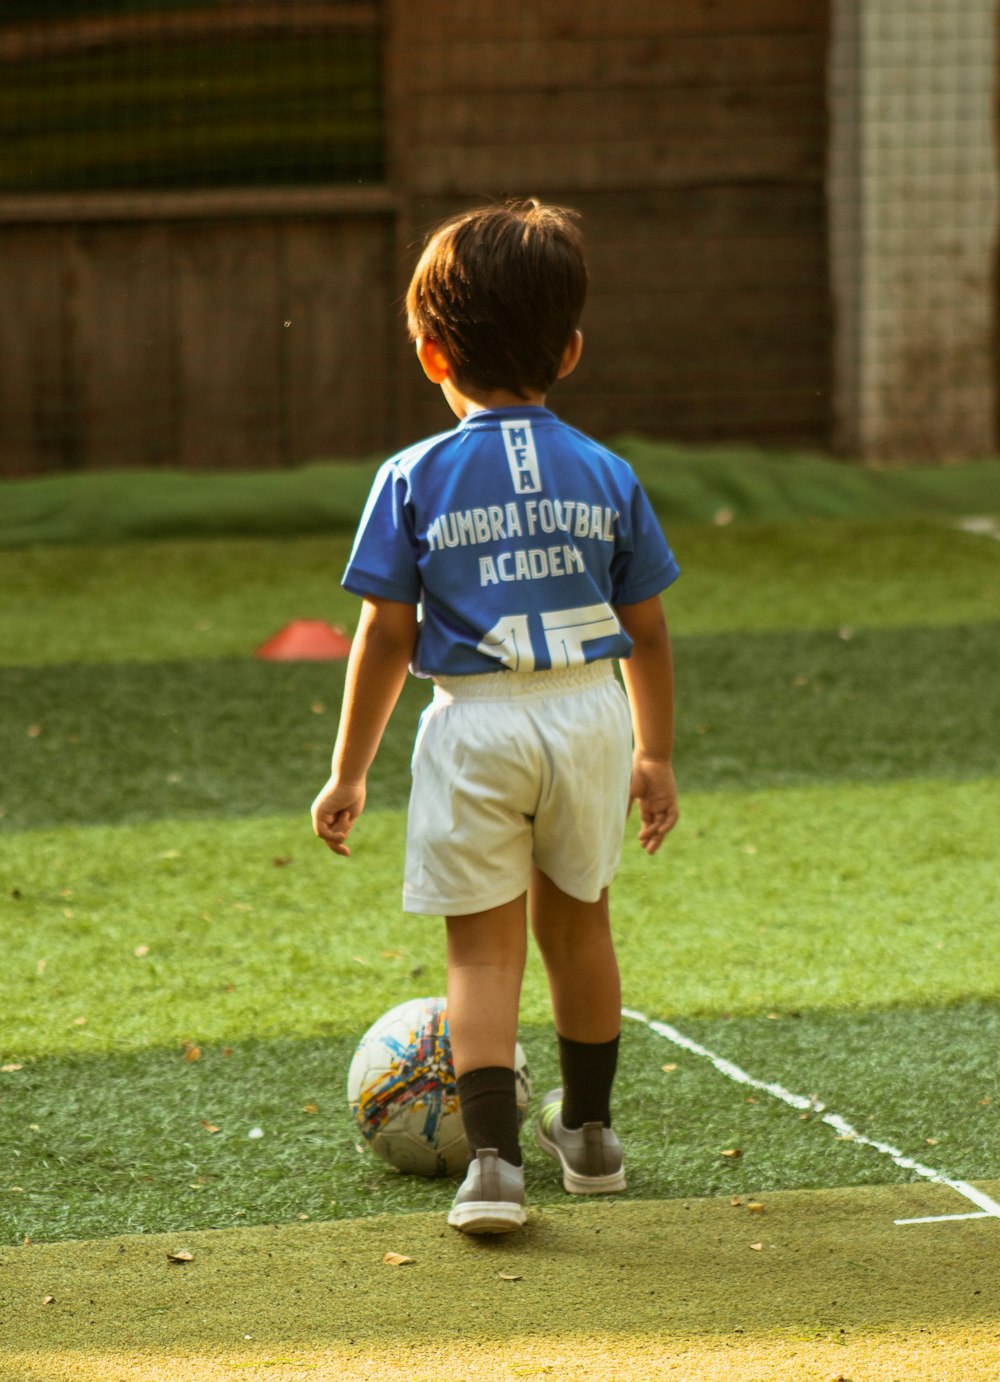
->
[312, 200, 679, 1235]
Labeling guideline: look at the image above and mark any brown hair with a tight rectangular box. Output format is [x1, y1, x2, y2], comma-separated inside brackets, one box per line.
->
[405, 199, 587, 399]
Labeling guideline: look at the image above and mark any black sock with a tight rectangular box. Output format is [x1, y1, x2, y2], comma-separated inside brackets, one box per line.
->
[456, 1066, 522, 1167]
[558, 1033, 620, 1130]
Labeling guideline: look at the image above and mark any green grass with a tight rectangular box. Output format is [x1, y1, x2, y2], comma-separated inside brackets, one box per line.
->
[4, 445, 1000, 552]
[3, 779, 998, 1064]
[1, 477, 999, 1255]
[3, 622, 999, 832]
[0, 462, 381, 554]
[4, 448, 1000, 552]
[5, 1006, 998, 1246]
[1, 517, 998, 668]
[683, 1004, 1000, 1182]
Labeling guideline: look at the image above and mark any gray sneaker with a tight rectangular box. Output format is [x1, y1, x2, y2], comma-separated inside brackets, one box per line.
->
[535, 1089, 626, 1194]
[447, 1148, 527, 1234]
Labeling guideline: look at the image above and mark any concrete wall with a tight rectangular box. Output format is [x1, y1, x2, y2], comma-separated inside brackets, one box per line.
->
[828, 0, 999, 461]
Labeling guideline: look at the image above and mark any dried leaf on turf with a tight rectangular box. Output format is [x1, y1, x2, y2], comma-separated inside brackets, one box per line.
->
[749, 1242, 763, 1252]
[721, 1148, 742, 1159]
[201, 1121, 221, 1134]
[383, 1252, 414, 1267]
[303, 1102, 319, 1115]
[747, 1201, 765, 1213]
[185, 1046, 202, 1063]
[41, 1295, 55, 1305]
[499, 1272, 522, 1281]
[166, 1250, 194, 1264]
[661, 1063, 678, 1073]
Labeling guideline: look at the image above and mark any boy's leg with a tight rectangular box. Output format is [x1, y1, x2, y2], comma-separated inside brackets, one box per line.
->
[446, 895, 527, 1076]
[446, 897, 528, 1233]
[447, 897, 526, 1165]
[530, 868, 621, 1122]
[530, 869, 626, 1193]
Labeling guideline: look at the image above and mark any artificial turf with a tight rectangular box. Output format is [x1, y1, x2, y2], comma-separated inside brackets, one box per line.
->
[5, 1186, 1000, 1382]
[4, 447, 1000, 550]
[4, 1004, 997, 1247]
[3, 778, 999, 1064]
[2, 516, 997, 671]
[1, 462, 998, 1262]
[3, 769, 999, 1246]
[2, 620, 999, 832]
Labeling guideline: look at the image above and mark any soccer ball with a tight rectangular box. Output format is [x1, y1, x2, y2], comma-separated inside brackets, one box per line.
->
[347, 995, 531, 1177]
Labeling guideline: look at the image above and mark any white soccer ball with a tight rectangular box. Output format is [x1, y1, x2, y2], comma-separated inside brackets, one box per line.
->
[347, 995, 531, 1177]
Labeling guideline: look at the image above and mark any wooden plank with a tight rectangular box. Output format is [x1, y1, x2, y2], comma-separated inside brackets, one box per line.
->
[394, 34, 826, 98]
[403, 185, 827, 251]
[172, 222, 284, 469]
[585, 236, 827, 295]
[402, 138, 823, 197]
[403, 86, 824, 151]
[0, 186, 398, 225]
[0, 227, 70, 475]
[392, 0, 827, 44]
[63, 222, 175, 468]
[280, 216, 397, 461]
[396, 80, 825, 194]
[562, 392, 831, 445]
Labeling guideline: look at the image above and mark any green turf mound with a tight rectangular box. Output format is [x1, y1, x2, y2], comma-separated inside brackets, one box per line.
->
[3, 444, 1000, 549]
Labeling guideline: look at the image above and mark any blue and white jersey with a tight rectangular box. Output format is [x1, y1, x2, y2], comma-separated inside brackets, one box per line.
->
[342, 406, 679, 677]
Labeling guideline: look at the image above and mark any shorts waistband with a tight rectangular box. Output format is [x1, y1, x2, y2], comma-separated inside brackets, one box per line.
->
[433, 660, 614, 702]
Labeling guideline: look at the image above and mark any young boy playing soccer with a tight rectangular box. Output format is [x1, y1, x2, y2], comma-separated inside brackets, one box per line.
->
[312, 199, 679, 1235]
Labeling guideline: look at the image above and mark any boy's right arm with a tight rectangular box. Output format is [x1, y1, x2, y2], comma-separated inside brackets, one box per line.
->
[616, 594, 679, 855]
[311, 596, 417, 857]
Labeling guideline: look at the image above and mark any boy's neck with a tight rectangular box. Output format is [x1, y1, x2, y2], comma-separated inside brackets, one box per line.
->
[442, 378, 547, 420]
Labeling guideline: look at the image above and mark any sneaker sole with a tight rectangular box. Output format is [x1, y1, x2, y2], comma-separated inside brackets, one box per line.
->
[447, 1200, 526, 1234]
[535, 1124, 626, 1195]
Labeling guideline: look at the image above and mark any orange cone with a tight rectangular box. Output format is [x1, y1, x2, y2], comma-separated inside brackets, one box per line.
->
[255, 620, 353, 661]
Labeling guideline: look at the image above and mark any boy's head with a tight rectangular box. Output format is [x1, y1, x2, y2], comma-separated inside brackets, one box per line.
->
[405, 199, 587, 401]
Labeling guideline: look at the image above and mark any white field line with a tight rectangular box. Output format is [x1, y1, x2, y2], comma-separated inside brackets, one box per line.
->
[954, 515, 1000, 542]
[621, 1007, 1000, 1226]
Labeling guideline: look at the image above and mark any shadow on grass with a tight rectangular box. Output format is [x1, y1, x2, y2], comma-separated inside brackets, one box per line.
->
[4, 1008, 998, 1248]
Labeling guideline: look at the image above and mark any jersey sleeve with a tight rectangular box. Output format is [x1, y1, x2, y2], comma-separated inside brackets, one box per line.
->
[342, 460, 422, 604]
[609, 481, 680, 606]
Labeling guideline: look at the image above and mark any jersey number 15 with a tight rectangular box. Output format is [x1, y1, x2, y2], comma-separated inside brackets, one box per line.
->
[477, 602, 621, 673]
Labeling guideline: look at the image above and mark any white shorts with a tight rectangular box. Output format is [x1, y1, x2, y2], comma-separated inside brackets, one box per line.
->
[403, 661, 633, 916]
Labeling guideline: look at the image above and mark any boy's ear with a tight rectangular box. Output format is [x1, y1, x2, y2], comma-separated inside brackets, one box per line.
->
[556, 329, 584, 381]
[416, 336, 452, 384]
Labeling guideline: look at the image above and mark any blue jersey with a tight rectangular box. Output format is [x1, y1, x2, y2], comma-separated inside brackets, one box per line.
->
[342, 406, 679, 676]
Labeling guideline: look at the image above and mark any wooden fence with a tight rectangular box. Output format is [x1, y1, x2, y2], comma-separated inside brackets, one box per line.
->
[0, 189, 397, 473]
[0, 0, 831, 474]
[388, 0, 831, 451]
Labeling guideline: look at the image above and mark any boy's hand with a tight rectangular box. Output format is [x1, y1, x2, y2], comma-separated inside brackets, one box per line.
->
[311, 778, 366, 857]
[628, 754, 679, 855]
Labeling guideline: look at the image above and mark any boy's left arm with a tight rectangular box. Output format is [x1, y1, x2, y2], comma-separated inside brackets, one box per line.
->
[311, 596, 417, 857]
